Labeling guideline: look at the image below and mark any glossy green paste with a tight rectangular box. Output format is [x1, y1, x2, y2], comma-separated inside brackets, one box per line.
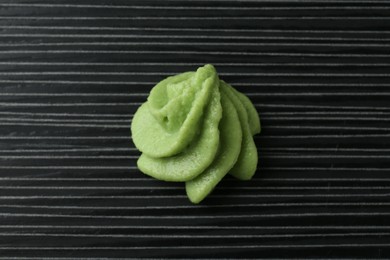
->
[131, 64, 261, 203]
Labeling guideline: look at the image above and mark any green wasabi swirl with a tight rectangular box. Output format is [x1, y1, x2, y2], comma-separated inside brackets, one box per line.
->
[131, 64, 261, 203]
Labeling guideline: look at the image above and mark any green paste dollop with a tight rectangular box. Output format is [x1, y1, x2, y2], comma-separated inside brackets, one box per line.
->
[131, 64, 261, 203]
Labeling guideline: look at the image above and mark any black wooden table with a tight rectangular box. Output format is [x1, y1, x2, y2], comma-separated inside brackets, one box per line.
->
[1, 0, 390, 258]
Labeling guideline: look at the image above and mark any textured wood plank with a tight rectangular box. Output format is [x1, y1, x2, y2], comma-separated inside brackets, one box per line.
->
[0, 0, 390, 258]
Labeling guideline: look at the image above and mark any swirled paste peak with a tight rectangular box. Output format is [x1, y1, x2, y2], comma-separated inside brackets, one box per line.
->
[132, 64, 218, 158]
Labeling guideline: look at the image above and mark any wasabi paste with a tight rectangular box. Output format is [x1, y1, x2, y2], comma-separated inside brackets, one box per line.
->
[131, 64, 261, 203]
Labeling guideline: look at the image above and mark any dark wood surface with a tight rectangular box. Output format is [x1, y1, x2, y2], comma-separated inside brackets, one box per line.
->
[1, 0, 390, 258]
